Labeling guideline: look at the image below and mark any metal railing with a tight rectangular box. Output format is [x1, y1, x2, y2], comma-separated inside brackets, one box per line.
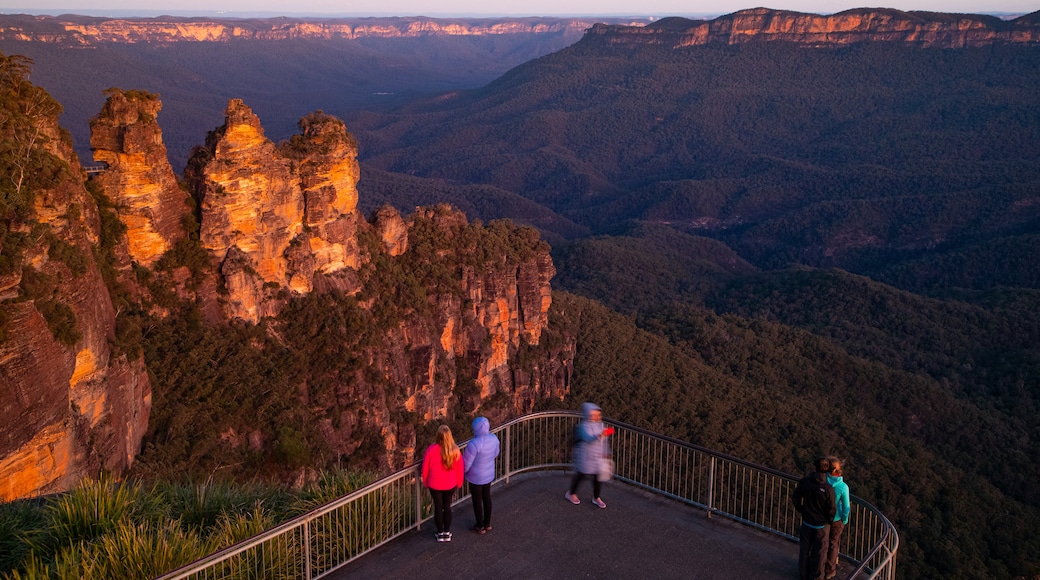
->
[159, 411, 898, 580]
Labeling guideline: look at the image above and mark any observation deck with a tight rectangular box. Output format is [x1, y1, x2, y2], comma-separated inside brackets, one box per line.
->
[332, 471, 804, 579]
[160, 412, 898, 580]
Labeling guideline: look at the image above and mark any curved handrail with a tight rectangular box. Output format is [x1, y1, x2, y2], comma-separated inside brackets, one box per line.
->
[158, 411, 898, 580]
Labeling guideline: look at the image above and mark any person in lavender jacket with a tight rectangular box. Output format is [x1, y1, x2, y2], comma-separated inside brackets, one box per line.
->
[463, 416, 500, 534]
[565, 402, 614, 509]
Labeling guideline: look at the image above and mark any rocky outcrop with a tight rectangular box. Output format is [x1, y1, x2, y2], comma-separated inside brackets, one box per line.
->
[190, 99, 304, 321]
[374, 206, 408, 257]
[187, 101, 364, 321]
[4, 80, 570, 489]
[0, 82, 151, 501]
[315, 205, 565, 467]
[90, 88, 189, 267]
[282, 112, 363, 293]
[0, 14, 646, 44]
[586, 8, 1040, 48]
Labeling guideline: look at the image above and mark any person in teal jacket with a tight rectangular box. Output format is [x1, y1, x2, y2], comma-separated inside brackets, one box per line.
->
[825, 457, 851, 580]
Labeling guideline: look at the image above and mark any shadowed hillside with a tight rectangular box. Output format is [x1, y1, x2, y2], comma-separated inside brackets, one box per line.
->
[349, 19, 1040, 292]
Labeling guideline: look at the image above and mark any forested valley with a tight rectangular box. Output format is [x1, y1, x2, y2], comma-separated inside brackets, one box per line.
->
[351, 28, 1040, 578]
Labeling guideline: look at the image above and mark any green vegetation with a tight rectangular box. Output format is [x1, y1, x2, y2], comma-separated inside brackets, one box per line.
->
[0, 471, 376, 579]
[343, 36, 1040, 578]
[551, 291, 1040, 579]
[133, 209, 549, 480]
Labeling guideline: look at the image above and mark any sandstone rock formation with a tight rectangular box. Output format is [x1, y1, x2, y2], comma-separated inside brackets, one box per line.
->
[374, 206, 408, 257]
[312, 205, 566, 467]
[187, 101, 364, 321]
[0, 82, 151, 501]
[587, 8, 1040, 48]
[0, 15, 643, 44]
[90, 88, 190, 267]
[3, 81, 570, 491]
[180, 98, 568, 467]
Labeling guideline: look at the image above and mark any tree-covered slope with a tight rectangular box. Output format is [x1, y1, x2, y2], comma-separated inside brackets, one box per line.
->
[349, 39, 1040, 289]
[550, 291, 1039, 579]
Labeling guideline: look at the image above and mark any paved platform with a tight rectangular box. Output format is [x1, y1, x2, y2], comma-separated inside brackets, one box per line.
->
[329, 471, 851, 579]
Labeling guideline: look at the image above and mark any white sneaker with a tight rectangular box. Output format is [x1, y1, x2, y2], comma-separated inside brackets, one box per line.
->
[593, 498, 606, 509]
[565, 492, 580, 505]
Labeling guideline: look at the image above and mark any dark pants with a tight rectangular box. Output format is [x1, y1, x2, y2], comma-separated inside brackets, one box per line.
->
[825, 521, 845, 577]
[469, 482, 492, 528]
[569, 472, 601, 498]
[799, 522, 830, 580]
[429, 488, 455, 533]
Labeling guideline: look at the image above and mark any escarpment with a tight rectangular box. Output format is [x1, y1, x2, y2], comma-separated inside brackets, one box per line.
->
[0, 72, 151, 501]
[586, 8, 1040, 48]
[0, 15, 627, 44]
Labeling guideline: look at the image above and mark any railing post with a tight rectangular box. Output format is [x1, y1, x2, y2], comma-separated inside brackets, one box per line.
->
[504, 424, 512, 483]
[303, 519, 312, 580]
[414, 467, 423, 532]
[706, 456, 716, 519]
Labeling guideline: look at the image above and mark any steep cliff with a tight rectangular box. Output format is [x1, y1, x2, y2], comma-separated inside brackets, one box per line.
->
[586, 8, 1040, 48]
[89, 88, 190, 268]
[0, 60, 151, 501]
[0, 15, 637, 44]
[186, 100, 363, 321]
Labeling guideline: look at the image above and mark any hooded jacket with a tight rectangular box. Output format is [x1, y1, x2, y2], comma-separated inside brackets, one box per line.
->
[793, 470, 837, 528]
[828, 474, 851, 525]
[463, 416, 500, 486]
[572, 402, 610, 475]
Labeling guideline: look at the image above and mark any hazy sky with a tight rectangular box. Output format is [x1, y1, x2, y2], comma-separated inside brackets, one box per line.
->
[0, 0, 1034, 17]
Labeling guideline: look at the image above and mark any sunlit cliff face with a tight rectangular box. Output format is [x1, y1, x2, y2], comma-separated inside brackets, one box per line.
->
[1, 95, 152, 502]
[589, 8, 1040, 48]
[90, 89, 189, 268]
[0, 17, 630, 44]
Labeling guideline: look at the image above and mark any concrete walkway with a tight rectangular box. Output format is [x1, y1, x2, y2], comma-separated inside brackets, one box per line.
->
[329, 470, 839, 579]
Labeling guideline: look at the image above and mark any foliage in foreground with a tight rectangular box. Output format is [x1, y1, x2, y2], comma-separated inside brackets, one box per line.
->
[0, 470, 375, 580]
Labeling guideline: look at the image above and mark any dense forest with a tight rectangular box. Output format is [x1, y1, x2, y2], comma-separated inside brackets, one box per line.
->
[345, 34, 1040, 577]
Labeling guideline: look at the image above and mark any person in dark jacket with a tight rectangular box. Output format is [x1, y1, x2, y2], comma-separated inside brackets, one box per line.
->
[793, 457, 837, 580]
[463, 416, 500, 534]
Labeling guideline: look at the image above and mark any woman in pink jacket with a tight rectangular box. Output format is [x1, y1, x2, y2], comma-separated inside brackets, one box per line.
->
[422, 425, 465, 542]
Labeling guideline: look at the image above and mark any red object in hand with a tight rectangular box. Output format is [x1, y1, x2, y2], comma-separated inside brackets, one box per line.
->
[603, 427, 615, 436]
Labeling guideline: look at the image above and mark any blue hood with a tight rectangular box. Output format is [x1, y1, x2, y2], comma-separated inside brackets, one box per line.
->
[463, 416, 500, 485]
[472, 416, 490, 437]
[581, 402, 601, 420]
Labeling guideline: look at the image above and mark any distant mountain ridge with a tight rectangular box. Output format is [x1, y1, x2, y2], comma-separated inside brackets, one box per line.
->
[587, 8, 1040, 48]
[0, 14, 647, 44]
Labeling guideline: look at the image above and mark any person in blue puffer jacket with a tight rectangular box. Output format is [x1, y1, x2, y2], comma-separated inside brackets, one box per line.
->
[824, 457, 851, 580]
[463, 416, 500, 534]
